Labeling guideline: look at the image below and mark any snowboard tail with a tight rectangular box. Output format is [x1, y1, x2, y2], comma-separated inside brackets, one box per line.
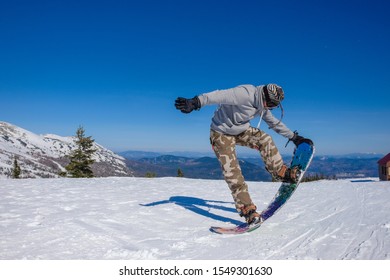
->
[210, 142, 315, 235]
[210, 221, 261, 234]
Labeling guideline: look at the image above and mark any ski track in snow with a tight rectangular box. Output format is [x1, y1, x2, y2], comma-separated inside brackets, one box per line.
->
[0, 177, 389, 260]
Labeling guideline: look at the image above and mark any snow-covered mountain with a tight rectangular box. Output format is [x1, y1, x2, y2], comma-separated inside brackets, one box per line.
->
[0, 121, 133, 178]
[0, 177, 389, 260]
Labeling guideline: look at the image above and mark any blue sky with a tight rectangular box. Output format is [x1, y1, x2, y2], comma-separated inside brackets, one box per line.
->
[1, 0, 389, 155]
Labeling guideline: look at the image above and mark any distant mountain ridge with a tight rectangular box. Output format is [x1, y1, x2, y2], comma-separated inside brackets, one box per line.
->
[120, 150, 383, 181]
[0, 122, 133, 178]
[0, 122, 382, 180]
[124, 154, 272, 181]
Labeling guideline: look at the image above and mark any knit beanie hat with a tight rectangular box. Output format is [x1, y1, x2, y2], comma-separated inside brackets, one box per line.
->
[263, 84, 284, 108]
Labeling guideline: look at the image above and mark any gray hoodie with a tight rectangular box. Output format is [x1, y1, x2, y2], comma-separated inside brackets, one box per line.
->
[197, 84, 294, 139]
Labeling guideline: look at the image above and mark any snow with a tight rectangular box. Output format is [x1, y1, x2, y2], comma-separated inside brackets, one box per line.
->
[0, 177, 389, 260]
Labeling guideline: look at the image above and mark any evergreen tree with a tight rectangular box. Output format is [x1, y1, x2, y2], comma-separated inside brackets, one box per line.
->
[177, 168, 184, 177]
[12, 157, 21, 179]
[65, 126, 97, 178]
[145, 172, 156, 178]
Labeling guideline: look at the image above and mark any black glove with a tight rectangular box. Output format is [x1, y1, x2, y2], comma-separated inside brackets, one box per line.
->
[174, 96, 201, 114]
[290, 132, 313, 146]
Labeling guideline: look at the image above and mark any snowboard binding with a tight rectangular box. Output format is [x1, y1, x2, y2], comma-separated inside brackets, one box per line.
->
[279, 165, 301, 183]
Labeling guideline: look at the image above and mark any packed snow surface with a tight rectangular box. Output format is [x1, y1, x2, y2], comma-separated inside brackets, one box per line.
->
[1, 177, 389, 260]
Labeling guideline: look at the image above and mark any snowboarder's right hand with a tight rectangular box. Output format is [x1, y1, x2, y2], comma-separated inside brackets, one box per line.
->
[174, 96, 201, 114]
[290, 132, 313, 147]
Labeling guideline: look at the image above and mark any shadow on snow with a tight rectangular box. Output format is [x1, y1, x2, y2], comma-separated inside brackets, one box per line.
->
[140, 196, 242, 225]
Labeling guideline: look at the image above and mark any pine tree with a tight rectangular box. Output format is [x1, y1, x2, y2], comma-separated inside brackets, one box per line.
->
[65, 126, 97, 178]
[177, 168, 184, 177]
[145, 172, 156, 178]
[12, 157, 21, 179]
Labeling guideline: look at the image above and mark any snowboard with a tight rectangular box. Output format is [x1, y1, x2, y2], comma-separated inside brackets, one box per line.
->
[210, 142, 315, 235]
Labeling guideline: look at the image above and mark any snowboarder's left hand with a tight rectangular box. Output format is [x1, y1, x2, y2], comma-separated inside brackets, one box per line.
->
[175, 96, 201, 114]
[290, 132, 313, 146]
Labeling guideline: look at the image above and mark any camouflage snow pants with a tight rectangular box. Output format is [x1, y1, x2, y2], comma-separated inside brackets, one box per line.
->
[210, 127, 284, 212]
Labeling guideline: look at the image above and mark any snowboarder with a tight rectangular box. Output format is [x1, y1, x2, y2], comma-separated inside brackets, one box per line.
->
[175, 84, 313, 225]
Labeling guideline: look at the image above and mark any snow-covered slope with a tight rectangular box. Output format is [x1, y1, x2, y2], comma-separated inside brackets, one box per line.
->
[0, 177, 389, 260]
[0, 121, 132, 178]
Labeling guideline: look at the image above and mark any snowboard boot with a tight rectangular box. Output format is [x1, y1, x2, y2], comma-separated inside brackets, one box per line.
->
[278, 165, 301, 183]
[239, 204, 261, 225]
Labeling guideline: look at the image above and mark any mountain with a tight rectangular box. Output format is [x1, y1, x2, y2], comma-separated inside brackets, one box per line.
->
[119, 150, 215, 159]
[0, 121, 133, 178]
[121, 150, 382, 181]
[125, 155, 272, 181]
[118, 150, 162, 159]
[309, 156, 381, 178]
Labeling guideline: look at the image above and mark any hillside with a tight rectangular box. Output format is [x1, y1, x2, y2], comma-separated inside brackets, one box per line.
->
[121, 150, 382, 181]
[0, 121, 383, 180]
[1, 177, 389, 260]
[0, 121, 133, 178]
[126, 155, 271, 180]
